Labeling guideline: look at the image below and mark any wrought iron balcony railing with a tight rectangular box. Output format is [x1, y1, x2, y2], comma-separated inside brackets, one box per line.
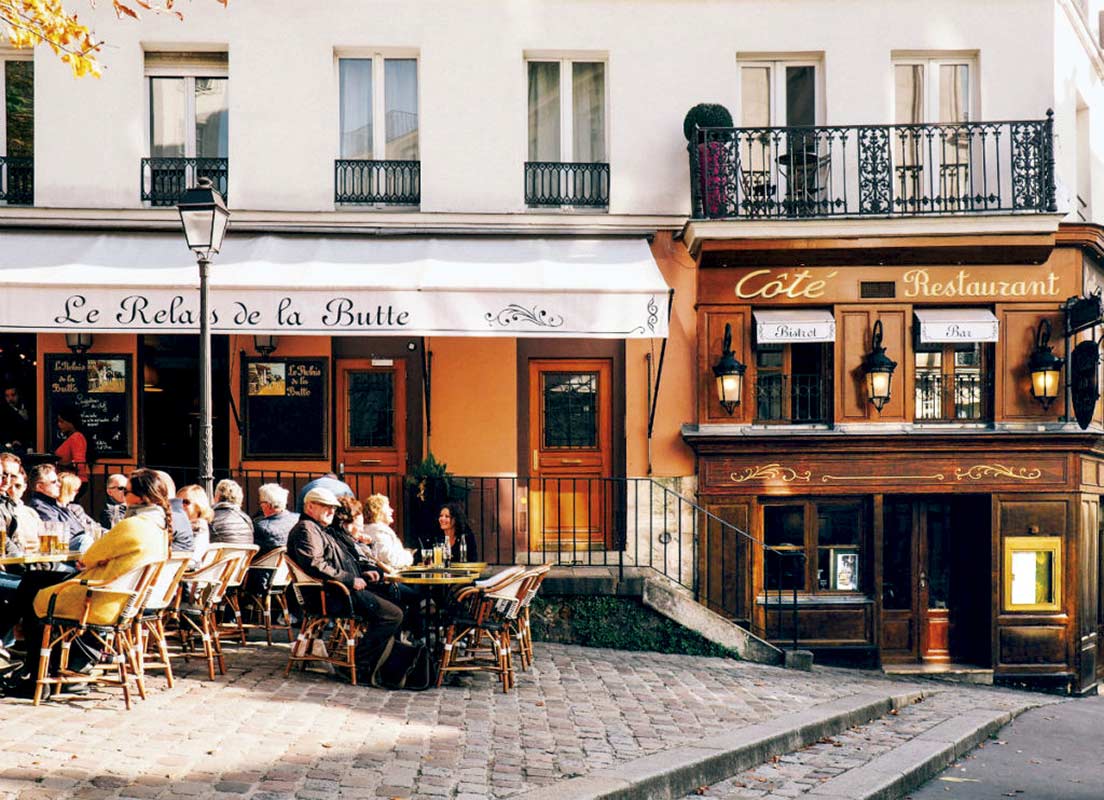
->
[689, 111, 1056, 220]
[525, 161, 609, 208]
[755, 374, 830, 424]
[334, 159, 420, 205]
[141, 158, 229, 206]
[914, 372, 991, 422]
[0, 156, 33, 205]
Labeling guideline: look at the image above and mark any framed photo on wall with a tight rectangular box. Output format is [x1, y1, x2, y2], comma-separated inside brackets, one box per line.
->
[832, 550, 859, 592]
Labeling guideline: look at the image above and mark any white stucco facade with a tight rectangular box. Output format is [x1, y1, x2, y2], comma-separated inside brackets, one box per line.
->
[0, 0, 1098, 226]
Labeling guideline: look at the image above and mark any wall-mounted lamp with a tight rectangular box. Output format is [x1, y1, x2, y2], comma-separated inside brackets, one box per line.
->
[253, 335, 279, 356]
[1028, 319, 1062, 410]
[863, 319, 897, 412]
[712, 322, 746, 415]
[65, 333, 93, 354]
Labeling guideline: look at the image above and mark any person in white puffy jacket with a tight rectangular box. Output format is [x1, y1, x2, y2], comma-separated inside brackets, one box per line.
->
[363, 494, 413, 569]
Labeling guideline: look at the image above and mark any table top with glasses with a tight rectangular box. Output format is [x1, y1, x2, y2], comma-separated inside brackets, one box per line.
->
[0, 552, 81, 567]
[388, 568, 479, 586]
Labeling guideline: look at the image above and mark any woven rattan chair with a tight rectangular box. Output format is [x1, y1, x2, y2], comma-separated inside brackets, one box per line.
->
[284, 557, 366, 684]
[34, 561, 161, 709]
[134, 553, 192, 688]
[209, 543, 260, 645]
[511, 564, 551, 671]
[238, 547, 293, 645]
[175, 552, 247, 680]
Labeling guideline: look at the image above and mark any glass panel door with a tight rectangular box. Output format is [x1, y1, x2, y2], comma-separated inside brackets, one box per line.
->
[337, 359, 406, 475]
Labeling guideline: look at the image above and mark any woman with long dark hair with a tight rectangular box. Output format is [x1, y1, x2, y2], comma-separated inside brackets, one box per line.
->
[436, 502, 477, 563]
[122, 468, 173, 536]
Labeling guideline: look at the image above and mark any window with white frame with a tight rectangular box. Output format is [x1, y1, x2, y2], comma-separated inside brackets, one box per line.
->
[738, 59, 821, 128]
[338, 56, 419, 161]
[525, 58, 608, 207]
[0, 57, 32, 204]
[143, 52, 228, 204]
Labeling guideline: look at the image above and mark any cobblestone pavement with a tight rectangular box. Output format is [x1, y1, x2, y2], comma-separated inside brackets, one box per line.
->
[681, 684, 1061, 800]
[0, 640, 1034, 800]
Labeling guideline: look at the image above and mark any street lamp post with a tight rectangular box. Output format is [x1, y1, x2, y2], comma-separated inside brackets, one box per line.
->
[177, 178, 230, 497]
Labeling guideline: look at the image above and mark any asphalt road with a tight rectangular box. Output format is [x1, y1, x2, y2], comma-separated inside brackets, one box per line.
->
[908, 691, 1104, 800]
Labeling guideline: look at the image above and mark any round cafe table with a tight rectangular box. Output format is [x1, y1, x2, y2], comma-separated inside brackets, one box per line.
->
[387, 568, 477, 648]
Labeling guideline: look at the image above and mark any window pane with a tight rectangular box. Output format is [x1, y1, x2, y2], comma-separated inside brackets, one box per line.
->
[927, 503, 952, 608]
[5, 61, 33, 156]
[894, 64, 924, 125]
[347, 371, 394, 448]
[572, 62, 605, 162]
[882, 501, 912, 609]
[385, 59, 418, 159]
[741, 66, 771, 127]
[150, 77, 187, 157]
[785, 66, 815, 127]
[542, 372, 597, 449]
[340, 59, 373, 159]
[194, 77, 228, 158]
[915, 349, 943, 421]
[817, 504, 861, 592]
[939, 64, 969, 123]
[764, 505, 805, 591]
[528, 61, 560, 161]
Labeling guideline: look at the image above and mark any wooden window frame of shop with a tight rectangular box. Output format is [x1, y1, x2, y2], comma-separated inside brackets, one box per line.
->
[836, 305, 909, 423]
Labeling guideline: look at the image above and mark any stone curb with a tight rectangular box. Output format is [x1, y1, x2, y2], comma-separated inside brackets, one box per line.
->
[510, 688, 928, 800]
[806, 705, 1029, 800]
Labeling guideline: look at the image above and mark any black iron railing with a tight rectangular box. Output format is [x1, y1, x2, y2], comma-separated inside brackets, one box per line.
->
[689, 111, 1056, 220]
[141, 158, 229, 206]
[0, 156, 33, 205]
[72, 464, 803, 651]
[754, 374, 830, 424]
[914, 372, 991, 421]
[525, 161, 609, 207]
[334, 159, 420, 205]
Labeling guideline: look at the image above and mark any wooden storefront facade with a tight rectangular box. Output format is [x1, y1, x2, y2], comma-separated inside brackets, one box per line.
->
[684, 226, 1104, 694]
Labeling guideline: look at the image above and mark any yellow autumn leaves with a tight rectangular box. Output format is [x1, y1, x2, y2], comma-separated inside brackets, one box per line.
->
[0, 0, 226, 78]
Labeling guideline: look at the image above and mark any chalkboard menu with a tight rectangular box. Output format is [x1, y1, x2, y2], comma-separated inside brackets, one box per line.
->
[243, 357, 328, 459]
[45, 354, 132, 459]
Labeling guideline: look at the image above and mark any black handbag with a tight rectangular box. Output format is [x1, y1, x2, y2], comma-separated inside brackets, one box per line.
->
[369, 637, 436, 691]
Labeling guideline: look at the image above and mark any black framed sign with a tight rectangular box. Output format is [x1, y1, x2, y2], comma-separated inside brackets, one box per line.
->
[242, 357, 328, 459]
[45, 354, 133, 459]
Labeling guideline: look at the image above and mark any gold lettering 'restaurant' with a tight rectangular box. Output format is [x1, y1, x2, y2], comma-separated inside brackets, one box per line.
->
[735, 269, 837, 300]
[902, 268, 1061, 299]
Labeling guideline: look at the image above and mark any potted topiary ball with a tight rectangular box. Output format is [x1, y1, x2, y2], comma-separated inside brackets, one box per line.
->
[684, 103, 734, 218]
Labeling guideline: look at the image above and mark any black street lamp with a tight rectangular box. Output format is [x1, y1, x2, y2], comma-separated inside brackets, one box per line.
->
[864, 319, 897, 412]
[712, 322, 746, 415]
[1028, 319, 1063, 410]
[177, 178, 230, 497]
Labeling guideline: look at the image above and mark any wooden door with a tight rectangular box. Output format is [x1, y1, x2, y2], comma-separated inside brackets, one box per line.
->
[880, 499, 918, 662]
[527, 359, 612, 553]
[918, 502, 952, 663]
[336, 359, 407, 487]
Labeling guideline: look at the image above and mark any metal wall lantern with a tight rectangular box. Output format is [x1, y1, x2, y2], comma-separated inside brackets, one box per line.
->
[863, 319, 897, 412]
[253, 335, 279, 356]
[712, 322, 746, 415]
[64, 333, 93, 354]
[1028, 319, 1063, 410]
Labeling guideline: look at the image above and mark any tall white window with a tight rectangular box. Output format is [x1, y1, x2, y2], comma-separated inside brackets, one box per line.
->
[339, 57, 419, 160]
[146, 53, 229, 160]
[527, 59, 606, 163]
[893, 58, 972, 126]
[738, 60, 820, 128]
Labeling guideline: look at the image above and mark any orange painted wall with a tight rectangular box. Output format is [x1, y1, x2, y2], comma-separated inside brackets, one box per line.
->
[229, 334, 332, 472]
[426, 337, 516, 475]
[37, 333, 140, 467]
[626, 233, 696, 477]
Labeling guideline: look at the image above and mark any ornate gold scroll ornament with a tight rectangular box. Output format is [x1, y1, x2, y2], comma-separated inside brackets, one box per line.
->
[954, 464, 1042, 481]
[730, 463, 812, 483]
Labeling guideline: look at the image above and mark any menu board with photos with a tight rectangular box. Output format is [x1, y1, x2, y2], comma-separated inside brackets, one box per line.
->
[45, 354, 132, 459]
[243, 357, 328, 459]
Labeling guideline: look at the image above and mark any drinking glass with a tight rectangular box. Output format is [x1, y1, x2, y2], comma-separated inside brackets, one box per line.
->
[43, 521, 64, 555]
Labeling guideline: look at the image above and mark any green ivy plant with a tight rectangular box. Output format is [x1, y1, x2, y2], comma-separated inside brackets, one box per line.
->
[405, 452, 452, 502]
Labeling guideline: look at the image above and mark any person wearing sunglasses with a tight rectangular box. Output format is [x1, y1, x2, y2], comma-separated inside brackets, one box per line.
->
[100, 473, 128, 531]
[176, 485, 213, 568]
[25, 464, 89, 554]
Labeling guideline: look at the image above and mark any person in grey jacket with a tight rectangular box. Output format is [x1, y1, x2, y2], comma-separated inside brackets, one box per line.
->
[253, 483, 298, 553]
[210, 478, 254, 545]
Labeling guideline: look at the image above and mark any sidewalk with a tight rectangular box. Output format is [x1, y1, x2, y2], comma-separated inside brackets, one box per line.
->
[0, 641, 1048, 800]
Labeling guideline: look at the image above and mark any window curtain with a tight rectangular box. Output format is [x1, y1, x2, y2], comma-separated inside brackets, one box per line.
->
[340, 59, 373, 159]
[150, 77, 187, 158]
[384, 59, 419, 160]
[528, 62, 560, 161]
[194, 77, 228, 158]
[572, 62, 605, 162]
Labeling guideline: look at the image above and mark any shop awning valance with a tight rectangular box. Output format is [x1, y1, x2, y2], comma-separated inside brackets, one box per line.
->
[753, 309, 836, 343]
[914, 308, 999, 343]
[0, 232, 669, 338]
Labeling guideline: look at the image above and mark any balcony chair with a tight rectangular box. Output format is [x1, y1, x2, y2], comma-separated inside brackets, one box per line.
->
[134, 553, 192, 688]
[284, 557, 366, 685]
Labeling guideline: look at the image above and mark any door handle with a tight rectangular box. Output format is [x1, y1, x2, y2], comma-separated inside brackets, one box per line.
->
[918, 571, 928, 590]
[560, 458, 583, 465]
[359, 459, 382, 465]
[532, 449, 539, 472]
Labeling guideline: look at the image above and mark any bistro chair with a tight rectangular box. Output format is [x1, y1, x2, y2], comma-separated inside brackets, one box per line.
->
[34, 561, 161, 710]
[175, 552, 247, 680]
[436, 567, 532, 693]
[511, 563, 551, 671]
[134, 553, 192, 688]
[238, 547, 293, 645]
[284, 557, 365, 685]
[209, 543, 260, 645]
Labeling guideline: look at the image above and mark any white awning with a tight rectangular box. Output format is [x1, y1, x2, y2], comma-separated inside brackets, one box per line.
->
[753, 309, 836, 343]
[914, 308, 999, 343]
[0, 232, 669, 338]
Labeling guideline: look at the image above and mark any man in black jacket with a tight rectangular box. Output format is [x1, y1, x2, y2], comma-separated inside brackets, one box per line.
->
[287, 487, 402, 677]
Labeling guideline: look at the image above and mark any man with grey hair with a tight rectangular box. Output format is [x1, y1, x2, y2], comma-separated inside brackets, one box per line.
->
[99, 472, 128, 530]
[253, 483, 299, 553]
[211, 478, 254, 545]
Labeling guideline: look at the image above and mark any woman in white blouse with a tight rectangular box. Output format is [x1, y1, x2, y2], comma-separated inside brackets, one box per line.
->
[363, 494, 413, 569]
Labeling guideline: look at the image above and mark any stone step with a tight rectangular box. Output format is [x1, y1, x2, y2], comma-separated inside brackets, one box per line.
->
[882, 663, 994, 685]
